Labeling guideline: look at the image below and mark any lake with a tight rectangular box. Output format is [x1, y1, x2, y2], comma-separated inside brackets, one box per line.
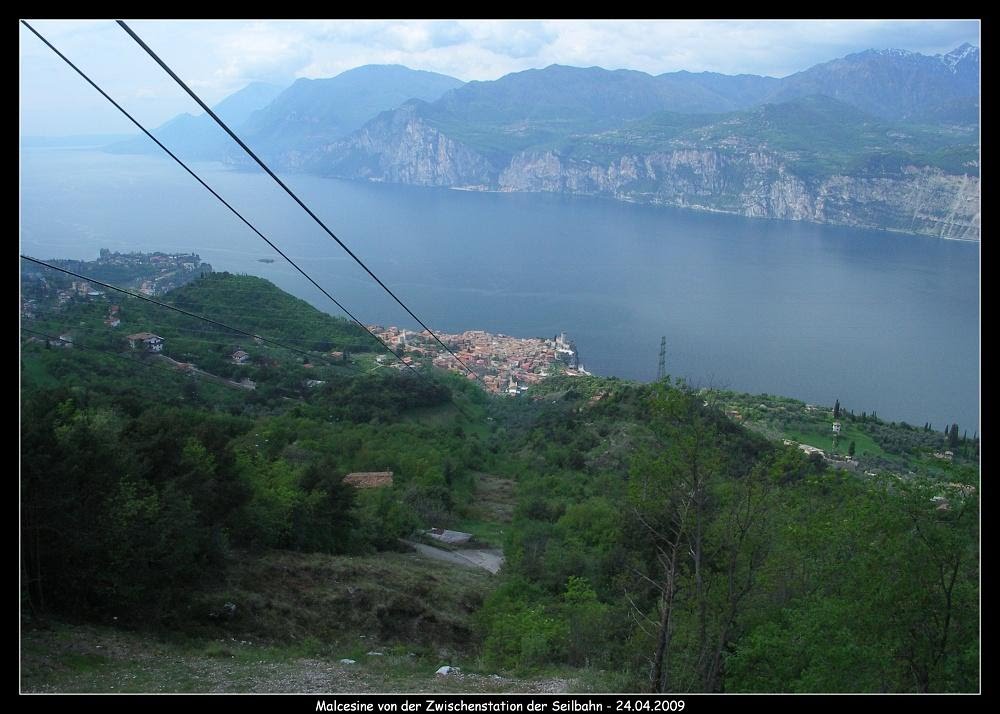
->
[20, 147, 981, 432]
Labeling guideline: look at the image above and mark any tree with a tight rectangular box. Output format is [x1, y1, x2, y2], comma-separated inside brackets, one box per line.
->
[727, 473, 978, 692]
[948, 424, 960, 450]
[21, 393, 217, 618]
[561, 576, 610, 666]
[834, 400, 841, 419]
[295, 457, 357, 553]
[627, 386, 714, 691]
[875, 476, 979, 691]
[848, 441, 856, 457]
[627, 383, 772, 692]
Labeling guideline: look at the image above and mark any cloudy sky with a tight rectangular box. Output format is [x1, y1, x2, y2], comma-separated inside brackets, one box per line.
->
[20, 19, 980, 136]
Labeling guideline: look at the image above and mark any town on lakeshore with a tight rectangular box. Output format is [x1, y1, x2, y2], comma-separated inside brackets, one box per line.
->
[369, 325, 591, 395]
[21, 249, 212, 317]
[21, 250, 591, 397]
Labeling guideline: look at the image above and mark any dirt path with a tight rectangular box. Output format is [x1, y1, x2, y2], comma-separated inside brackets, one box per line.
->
[452, 548, 504, 574]
[401, 472, 513, 575]
[401, 541, 504, 574]
[152, 354, 254, 390]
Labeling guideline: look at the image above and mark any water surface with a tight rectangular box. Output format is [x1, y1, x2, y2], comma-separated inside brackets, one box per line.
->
[20, 148, 980, 431]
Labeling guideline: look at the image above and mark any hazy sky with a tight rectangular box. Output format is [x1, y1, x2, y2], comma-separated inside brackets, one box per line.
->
[20, 19, 980, 136]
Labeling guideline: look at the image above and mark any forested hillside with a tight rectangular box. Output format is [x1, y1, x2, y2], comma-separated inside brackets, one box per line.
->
[20, 275, 979, 693]
[479, 377, 978, 692]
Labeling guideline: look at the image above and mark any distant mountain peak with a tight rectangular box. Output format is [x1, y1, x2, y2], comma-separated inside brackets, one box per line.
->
[848, 45, 979, 70]
[342, 63, 444, 74]
[872, 48, 917, 58]
[290, 65, 463, 87]
[946, 42, 979, 56]
[942, 43, 980, 72]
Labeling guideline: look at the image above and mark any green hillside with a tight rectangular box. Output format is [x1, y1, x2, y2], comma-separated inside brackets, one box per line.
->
[20, 275, 979, 693]
[564, 96, 979, 180]
[165, 272, 375, 354]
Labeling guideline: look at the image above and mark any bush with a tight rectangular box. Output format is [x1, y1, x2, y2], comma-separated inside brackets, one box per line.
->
[482, 606, 567, 671]
[561, 577, 611, 667]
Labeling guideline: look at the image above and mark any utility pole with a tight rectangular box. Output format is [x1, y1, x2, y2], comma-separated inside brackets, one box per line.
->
[657, 336, 666, 381]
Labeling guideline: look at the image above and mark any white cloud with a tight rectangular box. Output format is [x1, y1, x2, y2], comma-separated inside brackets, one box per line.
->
[208, 22, 313, 91]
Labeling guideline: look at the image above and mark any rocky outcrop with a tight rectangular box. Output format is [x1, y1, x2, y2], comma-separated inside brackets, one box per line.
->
[493, 148, 980, 239]
[814, 169, 980, 240]
[315, 119, 981, 240]
[316, 105, 496, 188]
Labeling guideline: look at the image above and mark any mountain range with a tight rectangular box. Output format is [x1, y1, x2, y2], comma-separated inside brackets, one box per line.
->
[106, 81, 286, 159]
[105, 46, 981, 239]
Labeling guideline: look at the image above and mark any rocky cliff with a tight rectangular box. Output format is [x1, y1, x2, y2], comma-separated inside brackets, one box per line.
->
[498, 148, 981, 240]
[316, 116, 981, 240]
[316, 105, 495, 188]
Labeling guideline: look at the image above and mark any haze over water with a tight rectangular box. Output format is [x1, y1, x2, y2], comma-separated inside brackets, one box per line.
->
[21, 147, 980, 432]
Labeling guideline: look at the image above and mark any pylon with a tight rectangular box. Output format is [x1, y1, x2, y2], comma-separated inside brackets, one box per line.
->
[657, 336, 666, 380]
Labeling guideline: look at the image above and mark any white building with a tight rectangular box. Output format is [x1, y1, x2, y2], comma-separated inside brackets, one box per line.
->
[127, 332, 164, 352]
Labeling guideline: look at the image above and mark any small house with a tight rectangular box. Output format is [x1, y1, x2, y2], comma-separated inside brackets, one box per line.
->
[127, 332, 164, 352]
[232, 350, 250, 364]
